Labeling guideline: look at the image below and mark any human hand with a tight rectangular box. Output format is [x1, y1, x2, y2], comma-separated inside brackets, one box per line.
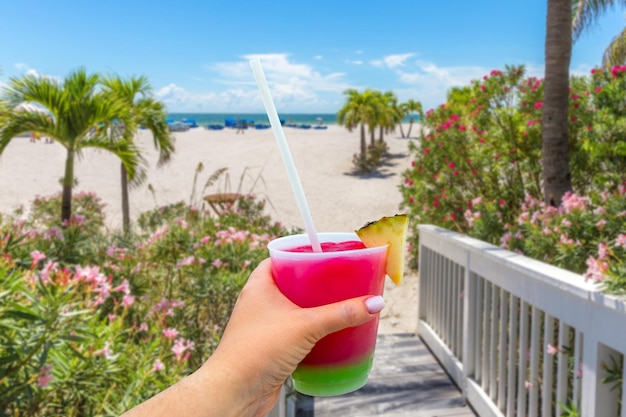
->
[209, 258, 386, 416]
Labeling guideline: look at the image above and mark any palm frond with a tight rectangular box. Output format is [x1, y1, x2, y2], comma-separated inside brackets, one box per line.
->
[80, 135, 147, 184]
[602, 26, 626, 67]
[0, 111, 58, 153]
[572, 0, 626, 41]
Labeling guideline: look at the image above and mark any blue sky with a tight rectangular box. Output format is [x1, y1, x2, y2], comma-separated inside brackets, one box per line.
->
[1, 0, 625, 113]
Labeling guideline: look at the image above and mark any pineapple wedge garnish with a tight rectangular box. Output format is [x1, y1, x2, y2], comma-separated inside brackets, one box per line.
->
[356, 214, 409, 285]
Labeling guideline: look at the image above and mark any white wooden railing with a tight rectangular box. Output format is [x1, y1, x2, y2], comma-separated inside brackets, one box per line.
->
[418, 224, 626, 417]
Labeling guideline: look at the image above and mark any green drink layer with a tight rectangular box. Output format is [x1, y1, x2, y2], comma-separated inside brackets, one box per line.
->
[292, 354, 374, 397]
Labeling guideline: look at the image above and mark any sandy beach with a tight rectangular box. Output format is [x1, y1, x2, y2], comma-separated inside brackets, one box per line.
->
[0, 124, 419, 334]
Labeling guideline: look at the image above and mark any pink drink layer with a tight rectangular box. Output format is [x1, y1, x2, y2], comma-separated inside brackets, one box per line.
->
[272, 240, 386, 366]
[286, 240, 366, 253]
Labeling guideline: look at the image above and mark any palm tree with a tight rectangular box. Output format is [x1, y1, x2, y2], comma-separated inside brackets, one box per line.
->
[542, 0, 573, 206]
[573, 0, 626, 68]
[0, 68, 142, 223]
[101, 75, 175, 233]
[402, 99, 423, 138]
[375, 91, 402, 144]
[337, 89, 378, 157]
[396, 100, 408, 138]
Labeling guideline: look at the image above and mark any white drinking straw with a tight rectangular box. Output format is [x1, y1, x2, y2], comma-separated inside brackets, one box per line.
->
[250, 59, 322, 253]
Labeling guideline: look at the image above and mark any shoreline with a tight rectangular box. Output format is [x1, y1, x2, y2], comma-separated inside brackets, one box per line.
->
[0, 125, 419, 232]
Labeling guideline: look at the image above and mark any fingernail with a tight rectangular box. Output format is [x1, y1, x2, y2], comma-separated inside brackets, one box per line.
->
[365, 296, 385, 314]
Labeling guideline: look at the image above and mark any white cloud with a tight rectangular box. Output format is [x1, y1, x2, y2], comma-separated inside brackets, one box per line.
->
[14, 63, 39, 77]
[386, 59, 553, 110]
[383, 53, 415, 69]
[387, 60, 488, 109]
[161, 53, 354, 112]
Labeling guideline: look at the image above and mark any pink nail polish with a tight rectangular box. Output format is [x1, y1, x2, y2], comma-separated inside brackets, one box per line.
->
[365, 296, 385, 314]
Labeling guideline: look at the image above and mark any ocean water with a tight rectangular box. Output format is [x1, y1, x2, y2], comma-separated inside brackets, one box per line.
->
[167, 113, 420, 127]
[167, 113, 337, 127]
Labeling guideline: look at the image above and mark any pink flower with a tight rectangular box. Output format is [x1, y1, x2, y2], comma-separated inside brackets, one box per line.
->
[139, 322, 149, 332]
[95, 342, 116, 360]
[598, 242, 609, 259]
[423, 148, 431, 154]
[517, 211, 530, 225]
[534, 102, 543, 109]
[162, 328, 179, 340]
[37, 364, 53, 388]
[616, 234, 626, 249]
[177, 256, 196, 267]
[30, 250, 46, 265]
[152, 359, 165, 372]
[584, 256, 609, 282]
[560, 234, 574, 245]
[113, 279, 131, 295]
[172, 338, 195, 362]
[546, 344, 559, 355]
[596, 219, 607, 230]
[212, 259, 223, 268]
[122, 294, 135, 307]
[39, 261, 59, 284]
[561, 192, 588, 213]
[524, 380, 533, 389]
[500, 232, 512, 249]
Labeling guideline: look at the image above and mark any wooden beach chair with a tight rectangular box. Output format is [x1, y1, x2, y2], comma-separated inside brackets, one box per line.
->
[203, 192, 242, 216]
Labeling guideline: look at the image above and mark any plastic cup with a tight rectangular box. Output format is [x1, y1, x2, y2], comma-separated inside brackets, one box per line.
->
[267, 232, 387, 396]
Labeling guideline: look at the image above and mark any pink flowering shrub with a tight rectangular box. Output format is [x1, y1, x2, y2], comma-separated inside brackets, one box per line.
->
[7, 191, 109, 265]
[468, 188, 626, 292]
[400, 65, 626, 293]
[0, 192, 293, 415]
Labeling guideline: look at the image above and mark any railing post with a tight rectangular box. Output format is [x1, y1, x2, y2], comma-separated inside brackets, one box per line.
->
[462, 249, 474, 395]
[581, 340, 620, 417]
[418, 245, 428, 333]
[267, 383, 287, 417]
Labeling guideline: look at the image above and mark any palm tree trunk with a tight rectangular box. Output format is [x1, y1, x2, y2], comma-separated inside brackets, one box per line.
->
[121, 163, 130, 233]
[360, 123, 366, 156]
[370, 128, 375, 146]
[542, 0, 573, 207]
[407, 119, 414, 138]
[399, 123, 406, 138]
[61, 149, 75, 224]
[378, 126, 384, 142]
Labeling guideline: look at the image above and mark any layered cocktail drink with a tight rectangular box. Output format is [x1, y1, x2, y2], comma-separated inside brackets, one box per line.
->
[267, 232, 387, 396]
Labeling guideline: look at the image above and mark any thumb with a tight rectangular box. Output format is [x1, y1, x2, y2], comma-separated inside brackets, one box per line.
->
[307, 295, 386, 339]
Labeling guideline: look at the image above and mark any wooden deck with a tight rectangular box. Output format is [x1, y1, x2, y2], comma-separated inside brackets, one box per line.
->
[294, 333, 476, 416]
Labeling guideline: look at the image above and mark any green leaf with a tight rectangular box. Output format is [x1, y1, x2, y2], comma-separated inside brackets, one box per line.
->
[2, 309, 41, 322]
